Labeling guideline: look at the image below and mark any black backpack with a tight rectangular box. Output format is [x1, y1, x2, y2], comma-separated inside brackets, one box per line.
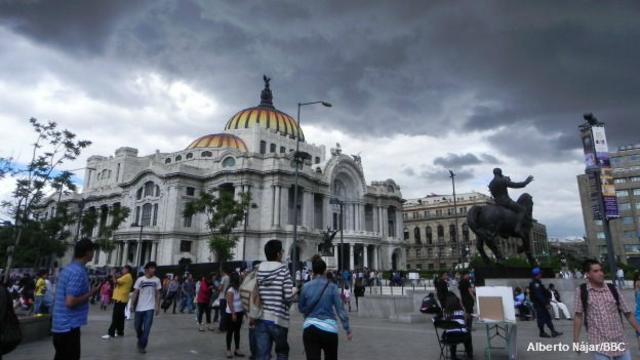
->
[579, 283, 622, 331]
[1, 286, 22, 355]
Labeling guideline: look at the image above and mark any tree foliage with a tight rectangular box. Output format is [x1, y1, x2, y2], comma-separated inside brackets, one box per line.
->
[183, 190, 250, 266]
[92, 206, 130, 253]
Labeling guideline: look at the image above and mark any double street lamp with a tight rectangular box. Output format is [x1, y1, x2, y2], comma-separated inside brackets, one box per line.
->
[448, 169, 462, 267]
[329, 197, 345, 271]
[291, 100, 331, 285]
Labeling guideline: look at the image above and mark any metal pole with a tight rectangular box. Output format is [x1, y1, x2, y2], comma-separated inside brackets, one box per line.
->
[242, 207, 248, 262]
[135, 224, 143, 268]
[593, 169, 617, 282]
[340, 203, 345, 271]
[291, 103, 302, 287]
[450, 170, 460, 266]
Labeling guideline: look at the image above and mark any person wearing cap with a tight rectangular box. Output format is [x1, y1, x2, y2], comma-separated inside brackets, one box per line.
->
[529, 267, 562, 338]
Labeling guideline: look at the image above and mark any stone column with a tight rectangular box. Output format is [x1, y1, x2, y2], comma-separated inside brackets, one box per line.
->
[275, 186, 282, 226]
[151, 241, 158, 262]
[373, 246, 379, 270]
[349, 244, 354, 270]
[280, 185, 288, 226]
[135, 240, 142, 267]
[322, 195, 330, 230]
[381, 207, 388, 238]
[122, 241, 130, 266]
[363, 245, 369, 268]
[334, 245, 339, 269]
[304, 191, 313, 228]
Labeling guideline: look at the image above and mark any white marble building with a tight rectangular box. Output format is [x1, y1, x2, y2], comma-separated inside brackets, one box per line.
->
[41, 79, 406, 270]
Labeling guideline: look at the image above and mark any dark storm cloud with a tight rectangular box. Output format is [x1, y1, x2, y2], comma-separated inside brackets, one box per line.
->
[2, 1, 640, 160]
[433, 153, 501, 169]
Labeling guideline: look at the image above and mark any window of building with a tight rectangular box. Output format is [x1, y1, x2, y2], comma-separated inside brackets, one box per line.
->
[141, 203, 152, 226]
[623, 231, 636, 239]
[116, 163, 120, 182]
[186, 187, 195, 196]
[155, 185, 160, 197]
[424, 210, 430, 217]
[416, 248, 421, 258]
[596, 232, 606, 239]
[186, 152, 193, 159]
[614, 178, 627, 184]
[175, 155, 182, 161]
[436, 209, 442, 216]
[135, 206, 141, 225]
[428, 263, 434, 270]
[416, 264, 422, 270]
[280, 146, 286, 153]
[403, 228, 409, 240]
[633, 189, 640, 196]
[180, 240, 192, 252]
[260, 141, 267, 154]
[447, 208, 453, 215]
[144, 181, 155, 197]
[270, 143, 277, 153]
[152, 204, 158, 226]
[449, 224, 457, 242]
[623, 216, 634, 225]
[183, 215, 193, 228]
[222, 157, 236, 167]
[427, 248, 433, 257]
[136, 187, 143, 200]
[624, 244, 640, 253]
[619, 203, 632, 211]
[594, 220, 603, 226]
[414, 227, 421, 244]
[462, 223, 469, 242]
[635, 203, 640, 210]
[165, 158, 172, 164]
[616, 190, 629, 198]
[201, 151, 212, 157]
[407, 264, 411, 270]
[412, 212, 417, 219]
[437, 225, 444, 242]
[632, 176, 640, 182]
[426, 226, 433, 244]
[315, 157, 320, 164]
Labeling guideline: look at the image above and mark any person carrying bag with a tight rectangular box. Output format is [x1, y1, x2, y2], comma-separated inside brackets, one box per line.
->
[1, 282, 22, 357]
[298, 255, 352, 360]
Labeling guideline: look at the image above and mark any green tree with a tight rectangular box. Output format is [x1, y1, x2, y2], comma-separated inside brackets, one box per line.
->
[183, 190, 250, 269]
[93, 206, 130, 253]
[2, 118, 90, 282]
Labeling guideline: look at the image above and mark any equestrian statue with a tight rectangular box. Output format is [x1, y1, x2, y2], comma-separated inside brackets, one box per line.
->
[467, 168, 537, 265]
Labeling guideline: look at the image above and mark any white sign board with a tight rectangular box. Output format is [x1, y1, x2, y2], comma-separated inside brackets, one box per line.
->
[475, 286, 516, 323]
[407, 272, 420, 280]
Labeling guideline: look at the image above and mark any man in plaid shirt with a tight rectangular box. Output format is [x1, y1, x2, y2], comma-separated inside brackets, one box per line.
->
[573, 259, 640, 360]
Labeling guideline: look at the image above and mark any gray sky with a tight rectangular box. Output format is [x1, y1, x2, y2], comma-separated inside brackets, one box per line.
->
[1, 0, 639, 238]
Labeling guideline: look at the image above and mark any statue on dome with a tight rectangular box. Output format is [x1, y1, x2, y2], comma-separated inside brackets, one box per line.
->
[263, 74, 271, 89]
[260, 74, 274, 108]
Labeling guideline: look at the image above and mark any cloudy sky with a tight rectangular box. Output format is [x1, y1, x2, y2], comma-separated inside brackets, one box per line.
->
[1, 1, 639, 238]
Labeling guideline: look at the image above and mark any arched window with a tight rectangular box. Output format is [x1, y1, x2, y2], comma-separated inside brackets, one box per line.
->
[201, 151, 212, 157]
[437, 225, 444, 243]
[143, 181, 154, 197]
[426, 226, 433, 244]
[186, 152, 193, 159]
[403, 228, 409, 240]
[222, 157, 236, 167]
[449, 224, 457, 242]
[462, 223, 470, 242]
[175, 155, 182, 161]
[136, 187, 143, 200]
[141, 203, 152, 226]
[414, 227, 421, 244]
[154, 185, 160, 197]
[165, 158, 171, 164]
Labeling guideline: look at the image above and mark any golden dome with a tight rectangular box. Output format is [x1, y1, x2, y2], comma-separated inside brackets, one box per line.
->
[186, 133, 248, 152]
[224, 75, 305, 141]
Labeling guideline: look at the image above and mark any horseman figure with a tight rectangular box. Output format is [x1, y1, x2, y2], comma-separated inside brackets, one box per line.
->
[467, 168, 537, 266]
[488, 168, 534, 236]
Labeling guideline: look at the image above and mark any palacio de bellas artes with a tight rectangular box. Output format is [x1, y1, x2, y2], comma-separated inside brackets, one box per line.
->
[3, 2, 640, 360]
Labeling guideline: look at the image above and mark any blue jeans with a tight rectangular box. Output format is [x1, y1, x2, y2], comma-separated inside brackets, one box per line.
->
[134, 310, 155, 349]
[34, 295, 44, 314]
[592, 351, 631, 360]
[180, 295, 194, 313]
[255, 320, 289, 360]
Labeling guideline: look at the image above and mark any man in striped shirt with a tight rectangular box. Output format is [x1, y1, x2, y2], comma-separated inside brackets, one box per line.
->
[255, 240, 296, 360]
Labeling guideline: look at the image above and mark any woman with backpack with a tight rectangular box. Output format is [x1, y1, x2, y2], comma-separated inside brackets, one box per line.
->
[224, 272, 245, 358]
[298, 255, 352, 360]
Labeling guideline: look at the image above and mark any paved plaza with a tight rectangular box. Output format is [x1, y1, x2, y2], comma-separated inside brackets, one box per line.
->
[6, 288, 640, 360]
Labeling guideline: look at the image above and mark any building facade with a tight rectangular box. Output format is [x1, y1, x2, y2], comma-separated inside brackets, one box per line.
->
[39, 79, 406, 271]
[403, 192, 548, 271]
[578, 144, 640, 267]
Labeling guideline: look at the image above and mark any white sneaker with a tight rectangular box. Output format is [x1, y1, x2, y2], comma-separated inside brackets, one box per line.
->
[101, 335, 112, 340]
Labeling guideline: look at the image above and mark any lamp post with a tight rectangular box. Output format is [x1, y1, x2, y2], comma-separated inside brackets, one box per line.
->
[242, 202, 258, 262]
[291, 100, 331, 285]
[449, 169, 461, 267]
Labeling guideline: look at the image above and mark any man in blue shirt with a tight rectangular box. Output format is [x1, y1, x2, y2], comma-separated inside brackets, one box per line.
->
[51, 239, 99, 360]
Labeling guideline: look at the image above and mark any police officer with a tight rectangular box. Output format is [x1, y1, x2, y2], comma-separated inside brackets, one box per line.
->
[529, 267, 562, 338]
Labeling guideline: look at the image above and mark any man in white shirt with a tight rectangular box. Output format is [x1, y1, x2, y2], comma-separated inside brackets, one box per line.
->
[132, 262, 161, 354]
[616, 267, 625, 289]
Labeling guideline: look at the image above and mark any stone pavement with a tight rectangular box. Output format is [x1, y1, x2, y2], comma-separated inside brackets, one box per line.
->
[6, 289, 640, 360]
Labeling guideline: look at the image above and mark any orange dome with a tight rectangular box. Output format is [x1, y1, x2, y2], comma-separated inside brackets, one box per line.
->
[186, 133, 248, 152]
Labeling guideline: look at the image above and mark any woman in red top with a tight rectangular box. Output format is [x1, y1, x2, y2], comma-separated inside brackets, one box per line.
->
[196, 275, 214, 331]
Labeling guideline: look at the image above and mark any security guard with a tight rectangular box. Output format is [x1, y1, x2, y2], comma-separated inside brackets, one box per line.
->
[529, 267, 562, 338]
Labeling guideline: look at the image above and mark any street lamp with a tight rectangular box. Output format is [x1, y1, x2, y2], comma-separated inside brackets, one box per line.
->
[291, 100, 332, 285]
[448, 169, 461, 266]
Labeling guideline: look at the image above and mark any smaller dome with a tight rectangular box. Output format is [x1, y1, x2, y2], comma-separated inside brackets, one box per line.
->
[186, 133, 248, 152]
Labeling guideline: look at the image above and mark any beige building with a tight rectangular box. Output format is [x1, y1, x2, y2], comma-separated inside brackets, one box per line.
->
[403, 191, 549, 271]
[578, 145, 640, 267]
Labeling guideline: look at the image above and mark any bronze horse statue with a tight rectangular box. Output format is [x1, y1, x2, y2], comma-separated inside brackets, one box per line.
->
[466, 193, 536, 266]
